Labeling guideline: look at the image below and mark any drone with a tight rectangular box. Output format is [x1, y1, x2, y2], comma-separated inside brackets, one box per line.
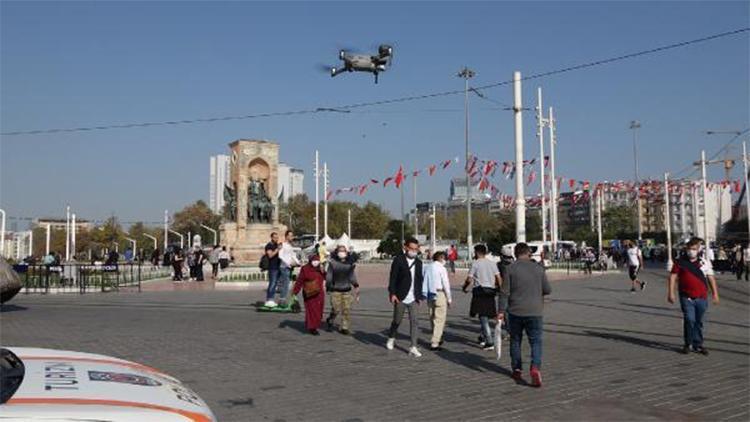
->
[328, 44, 394, 84]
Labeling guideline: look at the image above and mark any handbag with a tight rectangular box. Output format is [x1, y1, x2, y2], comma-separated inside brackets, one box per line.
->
[302, 279, 321, 299]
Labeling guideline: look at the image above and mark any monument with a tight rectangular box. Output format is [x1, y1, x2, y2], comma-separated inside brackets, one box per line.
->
[219, 139, 287, 264]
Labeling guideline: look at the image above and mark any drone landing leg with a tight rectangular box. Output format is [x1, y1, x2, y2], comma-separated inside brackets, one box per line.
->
[374, 72, 379, 84]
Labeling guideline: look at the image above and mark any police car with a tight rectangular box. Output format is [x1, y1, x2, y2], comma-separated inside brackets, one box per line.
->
[0, 347, 216, 421]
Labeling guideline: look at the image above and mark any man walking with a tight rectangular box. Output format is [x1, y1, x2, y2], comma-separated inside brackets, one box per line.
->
[498, 243, 551, 388]
[462, 244, 502, 350]
[264, 232, 282, 307]
[667, 238, 720, 355]
[626, 240, 646, 292]
[447, 244, 458, 274]
[209, 245, 221, 280]
[422, 251, 452, 351]
[277, 230, 301, 307]
[386, 237, 424, 357]
[325, 244, 360, 335]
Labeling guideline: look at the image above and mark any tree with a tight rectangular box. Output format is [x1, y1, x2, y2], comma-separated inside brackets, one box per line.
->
[279, 195, 391, 239]
[377, 219, 413, 256]
[172, 200, 222, 247]
[352, 202, 389, 239]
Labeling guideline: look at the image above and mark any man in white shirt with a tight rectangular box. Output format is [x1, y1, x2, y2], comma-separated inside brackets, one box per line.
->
[277, 230, 301, 306]
[422, 251, 452, 351]
[626, 240, 646, 293]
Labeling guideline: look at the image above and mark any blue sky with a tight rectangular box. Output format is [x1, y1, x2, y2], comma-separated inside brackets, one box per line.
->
[1, 1, 748, 228]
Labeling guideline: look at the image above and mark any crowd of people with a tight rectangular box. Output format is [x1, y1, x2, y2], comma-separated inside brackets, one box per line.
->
[260, 231, 728, 388]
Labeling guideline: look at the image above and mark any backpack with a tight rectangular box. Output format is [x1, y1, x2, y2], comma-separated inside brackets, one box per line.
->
[259, 254, 270, 271]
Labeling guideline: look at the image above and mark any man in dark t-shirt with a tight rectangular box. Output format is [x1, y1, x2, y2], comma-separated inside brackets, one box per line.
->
[264, 232, 282, 307]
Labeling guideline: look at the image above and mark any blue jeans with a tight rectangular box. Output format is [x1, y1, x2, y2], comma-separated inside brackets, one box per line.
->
[679, 296, 708, 348]
[265, 267, 281, 301]
[479, 316, 494, 346]
[277, 265, 291, 304]
[508, 314, 543, 371]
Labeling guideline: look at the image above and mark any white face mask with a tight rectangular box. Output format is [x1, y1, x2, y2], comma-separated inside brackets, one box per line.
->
[337, 251, 347, 259]
[311, 260, 320, 267]
[687, 249, 699, 259]
[407, 250, 418, 259]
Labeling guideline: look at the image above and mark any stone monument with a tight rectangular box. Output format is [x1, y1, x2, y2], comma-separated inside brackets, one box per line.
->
[219, 139, 287, 264]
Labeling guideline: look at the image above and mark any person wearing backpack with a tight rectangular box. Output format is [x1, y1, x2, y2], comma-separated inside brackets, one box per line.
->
[667, 237, 720, 355]
[263, 232, 281, 307]
[293, 254, 326, 335]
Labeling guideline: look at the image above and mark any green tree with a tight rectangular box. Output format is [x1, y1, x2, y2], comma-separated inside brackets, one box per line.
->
[172, 200, 222, 246]
[377, 219, 413, 256]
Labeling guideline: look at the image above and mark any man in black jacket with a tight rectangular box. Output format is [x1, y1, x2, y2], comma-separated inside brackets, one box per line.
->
[386, 237, 425, 357]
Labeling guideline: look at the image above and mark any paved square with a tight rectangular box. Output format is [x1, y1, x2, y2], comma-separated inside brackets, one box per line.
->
[2, 265, 748, 421]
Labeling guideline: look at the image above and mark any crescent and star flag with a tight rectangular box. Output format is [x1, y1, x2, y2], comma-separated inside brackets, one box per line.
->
[394, 166, 405, 188]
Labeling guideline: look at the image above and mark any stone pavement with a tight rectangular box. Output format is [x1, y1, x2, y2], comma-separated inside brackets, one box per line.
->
[1, 265, 748, 421]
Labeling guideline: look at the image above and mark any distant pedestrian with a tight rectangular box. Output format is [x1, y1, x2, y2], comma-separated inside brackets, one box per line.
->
[172, 249, 184, 281]
[422, 251, 452, 350]
[318, 240, 329, 266]
[193, 247, 206, 281]
[386, 237, 425, 357]
[293, 254, 326, 335]
[218, 246, 230, 270]
[462, 244, 501, 351]
[447, 244, 458, 274]
[584, 249, 595, 275]
[625, 240, 646, 292]
[209, 245, 221, 280]
[325, 244, 359, 335]
[498, 242, 552, 388]
[497, 248, 515, 340]
[667, 237, 720, 355]
[263, 232, 282, 308]
[150, 249, 160, 269]
[186, 247, 197, 280]
[743, 244, 750, 282]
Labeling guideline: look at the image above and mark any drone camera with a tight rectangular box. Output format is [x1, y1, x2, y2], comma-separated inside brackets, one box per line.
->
[378, 44, 392, 57]
[339, 50, 346, 60]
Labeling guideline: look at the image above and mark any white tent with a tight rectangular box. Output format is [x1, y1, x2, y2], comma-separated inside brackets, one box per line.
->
[336, 233, 351, 248]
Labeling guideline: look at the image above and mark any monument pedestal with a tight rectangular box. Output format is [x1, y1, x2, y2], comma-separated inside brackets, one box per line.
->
[220, 222, 287, 265]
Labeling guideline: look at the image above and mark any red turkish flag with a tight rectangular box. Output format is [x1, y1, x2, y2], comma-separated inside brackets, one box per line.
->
[735, 181, 742, 193]
[394, 166, 405, 188]
[359, 184, 368, 196]
[442, 159, 452, 169]
[569, 179, 576, 189]
[428, 165, 437, 176]
[326, 190, 333, 201]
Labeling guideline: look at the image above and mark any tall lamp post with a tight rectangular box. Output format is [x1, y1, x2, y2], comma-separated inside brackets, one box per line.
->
[0, 208, 5, 256]
[458, 66, 475, 253]
[168, 230, 184, 249]
[143, 233, 158, 251]
[513, 71, 526, 242]
[200, 224, 218, 246]
[629, 120, 642, 241]
[743, 141, 750, 245]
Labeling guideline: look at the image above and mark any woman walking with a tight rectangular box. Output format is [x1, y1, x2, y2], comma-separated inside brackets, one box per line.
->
[293, 254, 326, 335]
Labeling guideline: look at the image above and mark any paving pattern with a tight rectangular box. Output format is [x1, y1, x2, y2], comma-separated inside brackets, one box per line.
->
[2, 264, 748, 421]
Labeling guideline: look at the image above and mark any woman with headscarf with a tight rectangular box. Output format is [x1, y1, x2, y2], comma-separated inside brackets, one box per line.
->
[293, 254, 326, 335]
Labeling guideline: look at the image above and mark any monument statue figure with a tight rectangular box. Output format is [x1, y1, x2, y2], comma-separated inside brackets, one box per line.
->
[247, 179, 272, 224]
[223, 184, 236, 221]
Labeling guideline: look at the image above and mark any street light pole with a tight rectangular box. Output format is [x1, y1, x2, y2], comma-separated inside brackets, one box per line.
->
[430, 203, 437, 254]
[536, 87, 547, 244]
[413, 175, 418, 238]
[0, 208, 5, 256]
[597, 186, 603, 253]
[323, 161, 329, 238]
[143, 233, 158, 250]
[200, 224, 218, 246]
[168, 229, 184, 249]
[163, 210, 169, 250]
[347, 208, 352, 237]
[548, 107, 558, 251]
[701, 150, 710, 242]
[744, 141, 750, 245]
[630, 120, 642, 241]
[664, 172, 673, 271]
[315, 150, 320, 242]
[45, 223, 51, 255]
[71, 213, 76, 260]
[513, 71, 526, 242]
[458, 66, 475, 251]
[65, 205, 70, 261]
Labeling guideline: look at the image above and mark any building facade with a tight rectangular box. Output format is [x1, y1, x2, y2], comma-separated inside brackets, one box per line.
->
[277, 163, 304, 203]
[209, 154, 231, 214]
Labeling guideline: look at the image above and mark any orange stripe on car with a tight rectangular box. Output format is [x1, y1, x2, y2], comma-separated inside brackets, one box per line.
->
[18, 355, 167, 376]
[7, 398, 213, 422]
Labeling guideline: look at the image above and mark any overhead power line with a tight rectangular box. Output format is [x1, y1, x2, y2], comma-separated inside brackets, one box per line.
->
[2, 27, 747, 137]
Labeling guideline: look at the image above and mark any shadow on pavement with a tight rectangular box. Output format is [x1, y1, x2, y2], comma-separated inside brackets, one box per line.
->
[278, 319, 307, 334]
[0, 304, 27, 313]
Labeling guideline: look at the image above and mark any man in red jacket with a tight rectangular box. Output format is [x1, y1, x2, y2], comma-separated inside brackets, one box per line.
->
[667, 237, 720, 355]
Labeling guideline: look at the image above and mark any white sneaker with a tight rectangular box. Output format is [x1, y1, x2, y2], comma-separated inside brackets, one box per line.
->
[408, 346, 422, 357]
[386, 338, 395, 350]
[264, 300, 277, 308]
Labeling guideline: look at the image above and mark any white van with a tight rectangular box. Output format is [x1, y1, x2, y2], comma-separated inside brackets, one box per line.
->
[501, 242, 550, 268]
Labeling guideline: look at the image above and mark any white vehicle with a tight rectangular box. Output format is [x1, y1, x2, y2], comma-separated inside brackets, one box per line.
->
[501, 242, 550, 268]
[0, 347, 216, 422]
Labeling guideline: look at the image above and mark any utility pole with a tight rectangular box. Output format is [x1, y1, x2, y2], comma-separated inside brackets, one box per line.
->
[163, 210, 169, 250]
[630, 121, 642, 241]
[701, 150, 710, 243]
[430, 203, 437, 254]
[458, 66, 475, 251]
[45, 223, 51, 255]
[413, 175, 418, 238]
[548, 107, 558, 251]
[314, 150, 320, 242]
[0, 209, 6, 256]
[347, 208, 352, 237]
[744, 142, 750, 245]
[28, 230, 33, 257]
[536, 87, 547, 243]
[664, 172, 673, 271]
[597, 186, 603, 253]
[513, 71, 526, 242]
[71, 213, 76, 260]
[323, 161, 329, 238]
[400, 171, 405, 244]
[65, 205, 70, 261]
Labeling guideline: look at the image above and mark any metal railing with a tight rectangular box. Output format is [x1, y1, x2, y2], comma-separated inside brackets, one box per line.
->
[11, 263, 170, 294]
